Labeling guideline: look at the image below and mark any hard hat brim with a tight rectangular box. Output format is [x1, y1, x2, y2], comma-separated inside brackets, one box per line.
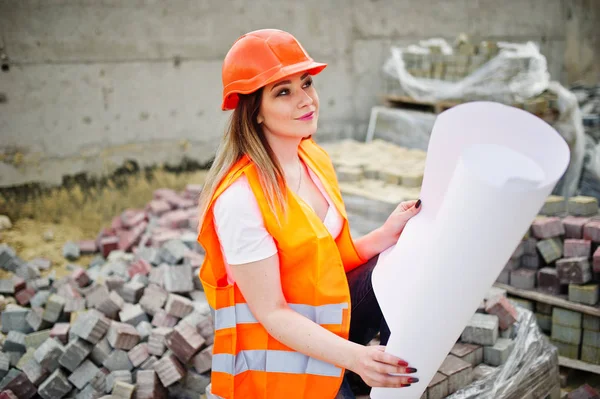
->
[221, 60, 327, 111]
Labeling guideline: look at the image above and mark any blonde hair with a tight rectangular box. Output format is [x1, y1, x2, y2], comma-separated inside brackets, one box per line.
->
[198, 90, 287, 228]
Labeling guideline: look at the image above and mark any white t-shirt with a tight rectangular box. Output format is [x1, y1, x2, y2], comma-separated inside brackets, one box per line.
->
[213, 166, 344, 283]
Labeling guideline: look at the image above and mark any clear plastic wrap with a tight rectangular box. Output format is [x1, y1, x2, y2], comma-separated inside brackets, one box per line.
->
[547, 81, 586, 199]
[580, 139, 600, 199]
[447, 307, 560, 399]
[382, 40, 549, 104]
[379, 39, 586, 198]
[366, 106, 436, 151]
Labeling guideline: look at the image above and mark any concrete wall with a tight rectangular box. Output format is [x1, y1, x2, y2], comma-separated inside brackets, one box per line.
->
[0, 0, 597, 188]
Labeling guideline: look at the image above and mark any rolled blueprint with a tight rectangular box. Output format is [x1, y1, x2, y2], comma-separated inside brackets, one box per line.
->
[371, 102, 570, 399]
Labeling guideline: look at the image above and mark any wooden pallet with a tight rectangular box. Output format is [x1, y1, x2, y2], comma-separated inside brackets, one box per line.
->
[383, 94, 560, 124]
[384, 94, 462, 114]
[494, 283, 600, 317]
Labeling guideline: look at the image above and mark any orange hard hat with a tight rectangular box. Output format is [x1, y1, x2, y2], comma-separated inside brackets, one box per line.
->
[221, 29, 327, 110]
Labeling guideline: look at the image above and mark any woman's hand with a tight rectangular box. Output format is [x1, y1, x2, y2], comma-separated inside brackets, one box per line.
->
[378, 199, 422, 248]
[350, 345, 419, 388]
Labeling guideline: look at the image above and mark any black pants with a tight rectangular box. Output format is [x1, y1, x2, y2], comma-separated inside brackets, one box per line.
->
[336, 255, 390, 398]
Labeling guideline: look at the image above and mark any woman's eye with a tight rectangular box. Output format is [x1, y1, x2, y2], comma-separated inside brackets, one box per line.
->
[276, 89, 289, 97]
[303, 79, 313, 88]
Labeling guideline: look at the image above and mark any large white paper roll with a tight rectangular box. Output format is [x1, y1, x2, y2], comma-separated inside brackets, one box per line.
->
[371, 102, 570, 399]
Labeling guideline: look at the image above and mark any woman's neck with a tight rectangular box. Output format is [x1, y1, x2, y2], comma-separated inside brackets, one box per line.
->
[265, 133, 303, 172]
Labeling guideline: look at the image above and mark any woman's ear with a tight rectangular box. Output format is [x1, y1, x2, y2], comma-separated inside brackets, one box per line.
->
[257, 112, 264, 124]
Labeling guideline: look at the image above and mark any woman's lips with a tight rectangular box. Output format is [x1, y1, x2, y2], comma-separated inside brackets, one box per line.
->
[297, 111, 315, 121]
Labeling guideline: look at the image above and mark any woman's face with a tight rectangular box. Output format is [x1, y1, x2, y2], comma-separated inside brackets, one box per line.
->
[257, 71, 319, 140]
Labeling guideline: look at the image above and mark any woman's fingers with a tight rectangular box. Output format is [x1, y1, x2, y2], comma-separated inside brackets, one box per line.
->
[366, 369, 419, 387]
[370, 361, 417, 376]
[372, 346, 409, 367]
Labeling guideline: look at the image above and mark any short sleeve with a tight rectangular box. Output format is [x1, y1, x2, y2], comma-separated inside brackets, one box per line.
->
[213, 175, 278, 265]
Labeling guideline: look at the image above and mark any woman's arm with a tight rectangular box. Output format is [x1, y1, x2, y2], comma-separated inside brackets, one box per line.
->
[230, 254, 415, 387]
[353, 228, 394, 261]
[353, 199, 422, 260]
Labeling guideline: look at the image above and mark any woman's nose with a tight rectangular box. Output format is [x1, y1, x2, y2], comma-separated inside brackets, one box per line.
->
[297, 90, 314, 108]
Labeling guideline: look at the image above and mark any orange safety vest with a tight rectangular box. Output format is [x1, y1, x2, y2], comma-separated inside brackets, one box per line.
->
[197, 138, 366, 399]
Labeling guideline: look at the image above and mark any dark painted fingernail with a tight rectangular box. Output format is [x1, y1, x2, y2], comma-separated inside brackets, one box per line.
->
[406, 367, 417, 373]
[415, 199, 421, 209]
[398, 360, 408, 367]
[408, 377, 419, 383]
[401, 383, 411, 387]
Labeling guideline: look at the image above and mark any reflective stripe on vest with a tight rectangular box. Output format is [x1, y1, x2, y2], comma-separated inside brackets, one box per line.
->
[214, 302, 348, 331]
[212, 350, 342, 377]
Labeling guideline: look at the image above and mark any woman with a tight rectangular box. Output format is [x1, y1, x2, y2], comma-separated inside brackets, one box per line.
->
[197, 29, 421, 399]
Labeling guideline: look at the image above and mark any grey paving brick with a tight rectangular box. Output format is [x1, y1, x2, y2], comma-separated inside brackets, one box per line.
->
[102, 350, 133, 372]
[26, 307, 49, 332]
[135, 321, 153, 342]
[426, 372, 448, 399]
[164, 264, 194, 294]
[461, 314, 499, 346]
[583, 329, 600, 348]
[509, 268, 536, 290]
[183, 369, 211, 394]
[584, 315, 600, 331]
[42, 294, 66, 323]
[0, 353, 10, 379]
[119, 282, 145, 304]
[159, 240, 188, 265]
[89, 368, 108, 393]
[34, 338, 65, 370]
[449, 343, 482, 367]
[552, 308, 583, 328]
[438, 355, 473, 395]
[581, 345, 600, 365]
[4, 331, 26, 353]
[551, 339, 580, 359]
[89, 337, 112, 367]
[1, 306, 32, 333]
[71, 310, 110, 344]
[483, 338, 515, 366]
[118, 304, 148, 327]
[38, 369, 73, 399]
[74, 383, 104, 399]
[551, 324, 582, 345]
[569, 284, 599, 305]
[68, 360, 100, 390]
[21, 357, 48, 385]
[59, 338, 94, 372]
[536, 238, 563, 264]
[95, 290, 125, 319]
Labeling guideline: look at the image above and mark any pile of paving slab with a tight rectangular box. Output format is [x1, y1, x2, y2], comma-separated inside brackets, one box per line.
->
[418, 286, 559, 399]
[494, 194, 600, 366]
[497, 194, 600, 305]
[0, 185, 213, 399]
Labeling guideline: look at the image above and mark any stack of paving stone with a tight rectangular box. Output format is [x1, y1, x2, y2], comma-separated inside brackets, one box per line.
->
[418, 287, 560, 399]
[571, 84, 600, 143]
[497, 195, 600, 306]
[320, 139, 424, 230]
[494, 194, 600, 366]
[0, 186, 216, 398]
